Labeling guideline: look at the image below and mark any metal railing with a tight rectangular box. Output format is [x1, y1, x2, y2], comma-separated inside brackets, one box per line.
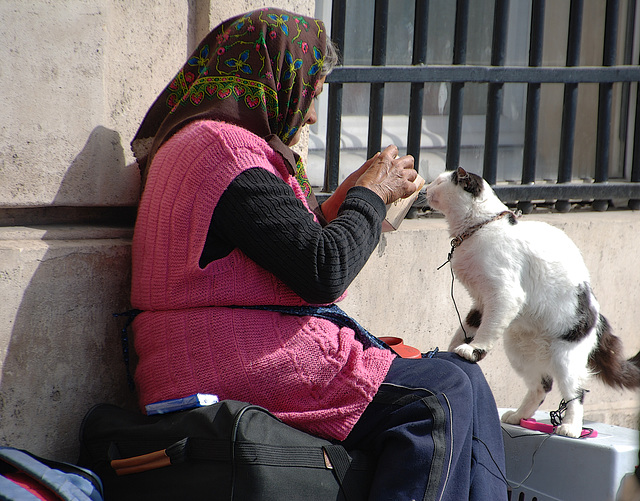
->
[323, 0, 640, 212]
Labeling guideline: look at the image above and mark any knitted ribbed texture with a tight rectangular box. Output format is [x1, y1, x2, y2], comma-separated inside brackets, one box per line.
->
[131, 120, 394, 440]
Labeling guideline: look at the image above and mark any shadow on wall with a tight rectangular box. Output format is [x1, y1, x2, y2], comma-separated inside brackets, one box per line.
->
[0, 127, 138, 462]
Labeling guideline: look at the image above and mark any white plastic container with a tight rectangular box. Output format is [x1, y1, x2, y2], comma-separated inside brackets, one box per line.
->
[500, 409, 639, 501]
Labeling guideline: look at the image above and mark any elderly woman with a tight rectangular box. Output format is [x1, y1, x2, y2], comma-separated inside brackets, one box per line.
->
[130, 8, 507, 500]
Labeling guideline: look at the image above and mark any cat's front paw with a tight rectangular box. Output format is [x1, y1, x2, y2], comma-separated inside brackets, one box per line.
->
[453, 343, 488, 363]
[500, 410, 522, 425]
[556, 423, 582, 438]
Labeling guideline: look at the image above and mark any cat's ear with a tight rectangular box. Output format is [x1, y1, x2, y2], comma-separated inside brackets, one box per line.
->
[457, 167, 469, 180]
[456, 167, 483, 196]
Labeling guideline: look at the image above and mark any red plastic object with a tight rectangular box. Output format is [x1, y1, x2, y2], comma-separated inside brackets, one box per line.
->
[519, 418, 598, 438]
[3, 472, 60, 500]
[378, 336, 403, 346]
[378, 337, 422, 359]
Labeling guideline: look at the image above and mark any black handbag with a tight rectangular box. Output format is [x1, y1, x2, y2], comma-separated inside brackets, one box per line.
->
[78, 400, 374, 501]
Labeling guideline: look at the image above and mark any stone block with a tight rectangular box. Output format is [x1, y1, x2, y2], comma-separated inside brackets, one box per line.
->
[0, 1, 189, 207]
[0, 227, 136, 461]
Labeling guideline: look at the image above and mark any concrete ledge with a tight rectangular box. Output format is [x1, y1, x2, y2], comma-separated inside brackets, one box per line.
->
[0, 226, 136, 461]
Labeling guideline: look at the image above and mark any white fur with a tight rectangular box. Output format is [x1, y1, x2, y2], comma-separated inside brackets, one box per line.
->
[426, 170, 599, 438]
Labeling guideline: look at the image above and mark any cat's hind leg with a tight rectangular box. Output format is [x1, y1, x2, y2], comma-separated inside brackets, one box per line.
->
[550, 326, 596, 437]
[552, 357, 590, 438]
[501, 374, 553, 425]
[553, 390, 586, 438]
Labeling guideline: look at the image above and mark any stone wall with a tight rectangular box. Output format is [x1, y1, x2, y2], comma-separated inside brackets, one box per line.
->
[0, 0, 638, 464]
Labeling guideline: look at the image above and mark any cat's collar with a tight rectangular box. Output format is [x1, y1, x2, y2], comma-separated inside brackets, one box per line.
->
[450, 210, 520, 250]
[437, 209, 521, 271]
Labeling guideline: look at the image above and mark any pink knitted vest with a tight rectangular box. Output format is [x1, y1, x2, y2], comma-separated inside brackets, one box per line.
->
[131, 120, 394, 440]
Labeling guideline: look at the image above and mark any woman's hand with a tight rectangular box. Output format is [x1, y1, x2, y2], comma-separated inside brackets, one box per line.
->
[355, 145, 416, 205]
[322, 145, 417, 221]
[320, 145, 416, 222]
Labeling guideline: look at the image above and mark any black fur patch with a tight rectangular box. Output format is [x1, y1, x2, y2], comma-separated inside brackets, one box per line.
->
[472, 348, 487, 361]
[507, 212, 518, 225]
[574, 388, 587, 404]
[588, 313, 640, 389]
[451, 168, 484, 197]
[596, 313, 609, 339]
[541, 375, 553, 393]
[562, 283, 597, 342]
[465, 309, 482, 328]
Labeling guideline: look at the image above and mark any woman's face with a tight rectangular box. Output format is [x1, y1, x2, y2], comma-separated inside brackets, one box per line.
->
[289, 76, 326, 146]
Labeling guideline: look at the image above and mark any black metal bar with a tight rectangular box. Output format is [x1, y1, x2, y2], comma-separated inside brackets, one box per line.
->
[593, 0, 620, 211]
[325, 87, 343, 193]
[494, 182, 640, 203]
[324, 0, 347, 192]
[596, 0, 621, 159]
[618, 0, 637, 173]
[633, 80, 640, 185]
[446, 0, 469, 170]
[367, 0, 389, 159]
[325, 64, 640, 84]
[483, 0, 510, 185]
[407, 0, 429, 167]
[519, 0, 546, 214]
[556, 0, 584, 212]
[521, 0, 545, 183]
[630, 64, 640, 210]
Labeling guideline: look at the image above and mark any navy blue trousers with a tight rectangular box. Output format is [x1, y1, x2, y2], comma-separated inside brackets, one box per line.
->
[342, 352, 508, 501]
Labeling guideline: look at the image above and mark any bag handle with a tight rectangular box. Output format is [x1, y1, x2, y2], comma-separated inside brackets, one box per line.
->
[111, 450, 170, 476]
[323, 445, 372, 501]
[110, 438, 187, 476]
[111, 435, 330, 476]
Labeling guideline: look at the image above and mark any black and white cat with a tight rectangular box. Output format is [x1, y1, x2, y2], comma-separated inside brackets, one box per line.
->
[425, 167, 640, 437]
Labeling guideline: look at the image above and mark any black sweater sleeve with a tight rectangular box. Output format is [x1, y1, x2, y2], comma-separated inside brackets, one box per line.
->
[200, 167, 387, 304]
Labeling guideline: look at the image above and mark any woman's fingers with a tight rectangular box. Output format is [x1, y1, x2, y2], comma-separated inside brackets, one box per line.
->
[356, 145, 416, 204]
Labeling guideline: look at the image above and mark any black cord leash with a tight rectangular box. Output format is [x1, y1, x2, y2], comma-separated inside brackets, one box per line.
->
[549, 390, 593, 438]
[499, 428, 554, 490]
[113, 309, 142, 391]
[549, 397, 576, 426]
[438, 249, 472, 344]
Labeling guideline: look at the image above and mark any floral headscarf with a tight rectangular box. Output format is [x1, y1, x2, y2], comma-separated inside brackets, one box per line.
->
[132, 8, 328, 194]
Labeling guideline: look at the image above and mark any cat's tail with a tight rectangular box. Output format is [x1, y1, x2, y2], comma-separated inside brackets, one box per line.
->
[588, 314, 640, 389]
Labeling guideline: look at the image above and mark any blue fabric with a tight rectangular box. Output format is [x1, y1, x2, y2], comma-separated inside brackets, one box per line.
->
[0, 474, 42, 501]
[342, 353, 508, 501]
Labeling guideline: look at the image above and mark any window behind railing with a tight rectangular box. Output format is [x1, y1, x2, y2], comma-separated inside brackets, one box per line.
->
[308, 0, 640, 212]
